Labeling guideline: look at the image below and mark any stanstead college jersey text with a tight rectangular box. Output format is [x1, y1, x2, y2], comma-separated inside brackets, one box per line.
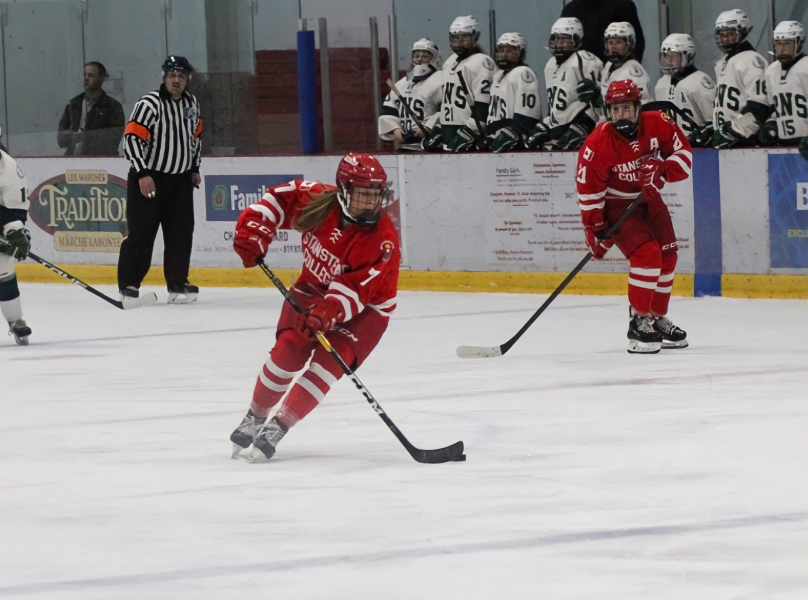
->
[243, 180, 400, 323]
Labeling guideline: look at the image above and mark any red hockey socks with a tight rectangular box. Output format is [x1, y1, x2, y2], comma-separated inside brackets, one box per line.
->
[651, 252, 677, 317]
[276, 344, 347, 427]
[250, 332, 312, 417]
[627, 241, 662, 315]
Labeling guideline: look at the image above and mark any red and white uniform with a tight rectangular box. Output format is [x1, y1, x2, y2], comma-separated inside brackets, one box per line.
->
[238, 179, 400, 426]
[576, 111, 692, 316]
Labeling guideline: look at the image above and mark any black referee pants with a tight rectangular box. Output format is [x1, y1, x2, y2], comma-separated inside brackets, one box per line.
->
[118, 170, 195, 290]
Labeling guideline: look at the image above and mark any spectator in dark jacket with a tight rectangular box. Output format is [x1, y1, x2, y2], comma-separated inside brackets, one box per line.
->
[57, 62, 125, 156]
[561, 0, 645, 62]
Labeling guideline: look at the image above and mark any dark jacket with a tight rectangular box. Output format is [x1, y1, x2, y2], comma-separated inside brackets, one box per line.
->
[57, 90, 125, 156]
[561, 0, 646, 63]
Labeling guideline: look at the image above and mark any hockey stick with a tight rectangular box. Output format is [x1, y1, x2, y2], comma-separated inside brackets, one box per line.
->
[457, 70, 487, 137]
[257, 260, 466, 464]
[27, 252, 157, 310]
[385, 78, 431, 138]
[457, 195, 645, 359]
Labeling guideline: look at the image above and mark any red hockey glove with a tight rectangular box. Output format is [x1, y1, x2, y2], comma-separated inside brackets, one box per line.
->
[233, 206, 275, 267]
[294, 298, 345, 338]
[642, 157, 667, 195]
[585, 225, 613, 260]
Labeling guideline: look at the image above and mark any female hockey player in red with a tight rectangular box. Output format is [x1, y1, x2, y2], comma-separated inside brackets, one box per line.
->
[230, 153, 400, 460]
[576, 79, 690, 354]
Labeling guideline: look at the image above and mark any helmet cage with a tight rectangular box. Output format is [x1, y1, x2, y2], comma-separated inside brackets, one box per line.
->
[659, 34, 695, 76]
[549, 33, 581, 58]
[336, 180, 393, 226]
[714, 11, 752, 52]
[773, 21, 805, 60]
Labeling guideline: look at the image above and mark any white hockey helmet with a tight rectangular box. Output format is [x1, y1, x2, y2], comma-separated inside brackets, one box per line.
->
[549, 17, 584, 58]
[714, 9, 752, 52]
[449, 15, 480, 54]
[411, 37, 442, 77]
[604, 21, 636, 50]
[659, 33, 696, 76]
[773, 20, 805, 59]
[496, 32, 527, 57]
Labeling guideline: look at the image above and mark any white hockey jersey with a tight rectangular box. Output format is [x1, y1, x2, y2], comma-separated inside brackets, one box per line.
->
[543, 51, 604, 127]
[379, 71, 443, 150]
[765, 55, 808, 142]
[0, 150, 29, 231]
[600, 59, 654, 103]
[714, 49, 769, 136]
[441, 51, 498, 129]
[654, 69, 717, 134]
[486, 65, 542, 130]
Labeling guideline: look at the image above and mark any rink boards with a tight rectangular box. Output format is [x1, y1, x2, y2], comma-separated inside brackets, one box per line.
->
[15, 149, 808, 299]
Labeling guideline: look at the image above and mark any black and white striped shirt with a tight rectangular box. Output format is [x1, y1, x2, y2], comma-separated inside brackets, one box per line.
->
[124, 84, 202, 176]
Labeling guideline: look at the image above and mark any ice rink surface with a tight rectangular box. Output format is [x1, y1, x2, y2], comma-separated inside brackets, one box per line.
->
[1, 283, 806, 599]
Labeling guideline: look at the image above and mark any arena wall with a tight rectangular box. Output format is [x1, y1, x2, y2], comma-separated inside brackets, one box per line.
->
[15, 150, 808, 299]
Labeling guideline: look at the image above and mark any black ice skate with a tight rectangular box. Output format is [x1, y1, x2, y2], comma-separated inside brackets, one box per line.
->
[248, 416, 289, 462]
[167, 282, 199, 304]
[627, 311, 662, 354]
[8, 319, 31, 346]
[230, 410, 266, 458]
[654, 316, 688, 349]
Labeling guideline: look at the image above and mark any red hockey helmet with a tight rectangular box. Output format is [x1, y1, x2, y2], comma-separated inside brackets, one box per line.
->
[605, 79, 641, 105]
[336, 153, 392, 225]
[605, 80, 641, 138]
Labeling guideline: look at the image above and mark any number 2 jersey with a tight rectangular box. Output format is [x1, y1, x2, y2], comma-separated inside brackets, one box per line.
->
[653, 67, 717, 135]
[764, 54, 808, 143]
[576, 112, 692, 230]
[485, 65, 542, 135]
[543, 50, 603, 128]
[440, 50, 497, 132]
[713, 43, 769, 137]
[238, 180, 400, 322]
[379, 71, 443, 150]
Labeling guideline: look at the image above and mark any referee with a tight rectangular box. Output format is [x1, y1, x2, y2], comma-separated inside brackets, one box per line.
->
[118, 55, 203, 305]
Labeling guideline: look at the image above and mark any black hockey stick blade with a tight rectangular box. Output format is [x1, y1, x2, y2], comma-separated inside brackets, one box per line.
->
[457, 196, 645, 359]
[28, 252, 157, 310]
[258, 261, 466, 463]
[413, 440, 466, 463]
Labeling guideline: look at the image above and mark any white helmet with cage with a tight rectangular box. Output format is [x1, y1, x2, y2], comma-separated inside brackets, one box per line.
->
[495, 32, 527, 70]
[549, 17, 583, 59]
[773, 20, 805, 60]
[411, 38, 442, 78]
[604, 21, 636, 51]
[714, 9, 752, 52]
[497, 32, 527, 57]
[659, 33, 696, 76]
[449, 15, 480, 54]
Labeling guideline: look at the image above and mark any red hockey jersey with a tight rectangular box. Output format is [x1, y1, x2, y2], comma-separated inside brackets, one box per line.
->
[245, 179, 400, 322]
[575, 111, 693, 229]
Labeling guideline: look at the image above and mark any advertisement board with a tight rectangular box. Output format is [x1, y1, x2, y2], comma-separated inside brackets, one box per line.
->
[404, 152, 694, 273]
[768, 154, 808, 268]
[18, 155, 401, 270]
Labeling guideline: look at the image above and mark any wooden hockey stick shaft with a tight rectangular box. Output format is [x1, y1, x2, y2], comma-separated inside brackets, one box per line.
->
[257, 260, 465, 464]
[385, 78, 431, 138]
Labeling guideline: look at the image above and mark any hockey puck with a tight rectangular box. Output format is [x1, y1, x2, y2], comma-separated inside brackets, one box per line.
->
[454, 454, 467, 462]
